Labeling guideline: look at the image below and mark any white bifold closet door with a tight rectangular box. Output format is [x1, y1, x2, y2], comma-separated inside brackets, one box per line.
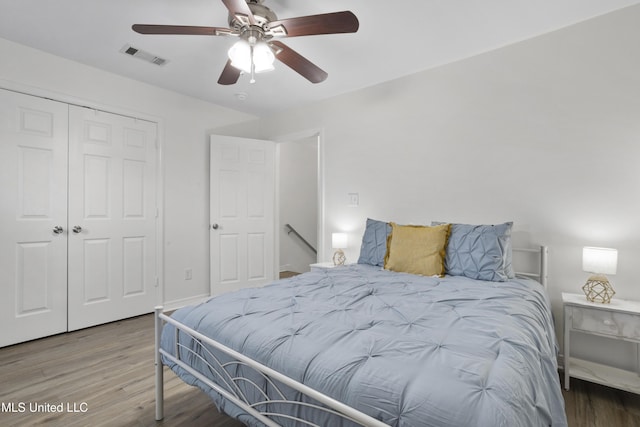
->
[67, 106, 158, 331]
[0, 89, 158, 347]
[0, 90, 69, 347]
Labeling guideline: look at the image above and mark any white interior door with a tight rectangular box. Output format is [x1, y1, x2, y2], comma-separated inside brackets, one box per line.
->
[67, 106, 158, 331]
[210, 135, 276, 295]
[0, 89, 69, 347]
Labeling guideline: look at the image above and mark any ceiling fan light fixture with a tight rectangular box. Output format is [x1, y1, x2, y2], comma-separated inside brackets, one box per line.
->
[228, 39, 252, 73]
[228, 39, 275, 77]
[252, 42, 275, 73]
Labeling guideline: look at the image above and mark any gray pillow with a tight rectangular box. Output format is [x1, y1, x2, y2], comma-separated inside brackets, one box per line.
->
[357, 218, 391, 267]
[432, 221, 515, 281]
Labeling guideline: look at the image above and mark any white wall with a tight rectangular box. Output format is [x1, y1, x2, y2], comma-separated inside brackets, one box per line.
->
[278, 136, 318, 273]
[0, 37, 256, 308]
[213, 5, 640, 369]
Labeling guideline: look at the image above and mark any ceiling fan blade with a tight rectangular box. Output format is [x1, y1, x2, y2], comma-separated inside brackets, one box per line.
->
[221, 0, 256, 26]
[267, 11, 359, 37]
[132, 24, 233, 36]
[271, 41, 327, 84]
[218, 60, 242, 85]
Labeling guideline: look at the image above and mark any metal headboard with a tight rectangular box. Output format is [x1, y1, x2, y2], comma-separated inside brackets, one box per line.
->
[513, 245, 548, 289]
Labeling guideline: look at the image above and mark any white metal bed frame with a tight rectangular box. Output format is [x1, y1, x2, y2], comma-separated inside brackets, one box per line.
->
[154, 246, 548, 426]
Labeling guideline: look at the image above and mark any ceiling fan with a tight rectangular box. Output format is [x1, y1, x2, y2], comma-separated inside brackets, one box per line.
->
[132, 0, 359, 85]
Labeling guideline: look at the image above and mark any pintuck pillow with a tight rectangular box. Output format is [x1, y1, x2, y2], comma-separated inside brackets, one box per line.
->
[357, 218, 391, 267]
[432, 221, 515, 281]
[384, 222, 451, 277]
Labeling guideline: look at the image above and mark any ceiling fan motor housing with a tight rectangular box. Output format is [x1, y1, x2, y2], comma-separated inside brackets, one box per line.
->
[229, 1, 277, 32]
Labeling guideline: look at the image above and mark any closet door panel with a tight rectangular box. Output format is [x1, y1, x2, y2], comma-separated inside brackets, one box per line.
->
[67, 106, 157, 330]
[0, 89, 68, 347]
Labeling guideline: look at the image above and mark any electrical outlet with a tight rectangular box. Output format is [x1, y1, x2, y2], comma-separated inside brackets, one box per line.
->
[185, 268, 192, 280]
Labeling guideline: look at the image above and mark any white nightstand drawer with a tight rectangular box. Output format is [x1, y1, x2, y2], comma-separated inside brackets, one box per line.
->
[571, 306, 640, 340]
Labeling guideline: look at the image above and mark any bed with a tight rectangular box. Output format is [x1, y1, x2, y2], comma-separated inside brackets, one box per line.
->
[154, 221, 567, 427]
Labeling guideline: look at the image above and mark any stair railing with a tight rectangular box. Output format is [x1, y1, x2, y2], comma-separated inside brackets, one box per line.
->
[284, 224, 317, 254]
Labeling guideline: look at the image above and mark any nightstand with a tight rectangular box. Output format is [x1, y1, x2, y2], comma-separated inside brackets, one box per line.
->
[309, 262, 338, 271]
[563, 292, 640, 394]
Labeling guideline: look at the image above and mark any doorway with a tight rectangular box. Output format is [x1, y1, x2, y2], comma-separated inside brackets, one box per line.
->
[277, 134, 319, 275]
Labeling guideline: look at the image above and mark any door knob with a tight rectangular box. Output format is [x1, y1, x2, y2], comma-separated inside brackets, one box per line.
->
[53, 226, 64, 234]
[72, 226, 83, 234]
[211, 223, 219, 230]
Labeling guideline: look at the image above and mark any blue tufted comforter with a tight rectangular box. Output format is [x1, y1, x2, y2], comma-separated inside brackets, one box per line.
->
[161, 264, 567, 427]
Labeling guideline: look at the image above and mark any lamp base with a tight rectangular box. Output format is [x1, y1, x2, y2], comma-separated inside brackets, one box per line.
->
[332, 249, 346, 266]
[582, 274, 615, 303]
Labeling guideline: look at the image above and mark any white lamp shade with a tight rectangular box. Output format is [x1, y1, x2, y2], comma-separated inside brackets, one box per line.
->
[228, 39, 252, 73]
[252, 42, 275, 73]
[582, 247, 618, 275]
[228, 40, 275, 74]
[332, 233, 348, 249]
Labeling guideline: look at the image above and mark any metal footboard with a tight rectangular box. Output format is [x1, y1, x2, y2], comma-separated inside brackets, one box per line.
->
[154, 307, 389, 427]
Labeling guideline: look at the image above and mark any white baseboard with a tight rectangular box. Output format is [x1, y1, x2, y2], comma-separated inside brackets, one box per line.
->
[280, 264, 292, 272]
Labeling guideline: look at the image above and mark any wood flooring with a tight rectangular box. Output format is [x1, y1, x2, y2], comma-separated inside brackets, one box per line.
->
[0, 314, 242, 427]
[1, 313, 640, 427]
[562, 377, 640, 427]
[278, 271, 300, 279]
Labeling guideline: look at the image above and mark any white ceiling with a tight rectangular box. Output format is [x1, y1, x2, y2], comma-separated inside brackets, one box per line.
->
[0, 0, 638, 117]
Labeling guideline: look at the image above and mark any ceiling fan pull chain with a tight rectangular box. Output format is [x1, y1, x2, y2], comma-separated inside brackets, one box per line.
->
[250, 45, 256, 84]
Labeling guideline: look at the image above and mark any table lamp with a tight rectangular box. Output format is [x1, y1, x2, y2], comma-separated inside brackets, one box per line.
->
[332, 233, 347, 266]
[582, 246, 617, 303]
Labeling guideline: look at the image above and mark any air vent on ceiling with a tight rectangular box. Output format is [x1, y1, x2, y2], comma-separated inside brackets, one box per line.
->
[120, 44, 168, 66]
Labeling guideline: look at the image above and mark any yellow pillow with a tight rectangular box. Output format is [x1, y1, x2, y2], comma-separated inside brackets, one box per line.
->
[384, 223, 451, 277]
